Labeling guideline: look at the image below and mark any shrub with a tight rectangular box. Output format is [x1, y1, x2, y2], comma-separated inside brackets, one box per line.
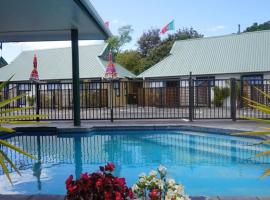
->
[213, 86, 230, 107]
[132, 165, 190, 200]
[65, 163, 133, 200]
[27, 95, 36, 106]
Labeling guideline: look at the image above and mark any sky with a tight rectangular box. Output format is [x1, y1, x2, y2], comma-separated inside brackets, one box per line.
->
[1, 0, 270, 63]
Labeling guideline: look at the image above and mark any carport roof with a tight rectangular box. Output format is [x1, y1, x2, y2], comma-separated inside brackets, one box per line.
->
[0, 0, 112, 42]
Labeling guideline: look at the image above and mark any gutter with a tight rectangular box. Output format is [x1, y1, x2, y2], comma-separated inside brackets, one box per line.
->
[73, 0, 113, 39]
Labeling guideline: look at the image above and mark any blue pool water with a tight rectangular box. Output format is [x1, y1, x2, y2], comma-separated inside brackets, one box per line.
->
[1, 128, 270, 196]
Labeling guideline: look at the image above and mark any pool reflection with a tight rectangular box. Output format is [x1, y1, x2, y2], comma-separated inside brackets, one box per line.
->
[0, 130, 270, 195]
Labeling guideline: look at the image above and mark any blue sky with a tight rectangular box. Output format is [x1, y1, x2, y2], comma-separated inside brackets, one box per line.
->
[1, 0, 270, 63]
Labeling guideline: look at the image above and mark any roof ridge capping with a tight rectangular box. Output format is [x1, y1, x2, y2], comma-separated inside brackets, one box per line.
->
[20, 43, 107, 53]
[173, 29, 270, 45]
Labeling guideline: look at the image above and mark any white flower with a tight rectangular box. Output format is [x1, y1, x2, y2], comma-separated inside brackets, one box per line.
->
[167, 178, 176, 187]
[132, 184, 139, 191]
[139, 173, 146, 178]
[165, 189, 175, 200]
[174, 184, 184, 194]
[149, 170, 158, 177]
[139, 177, 146, 184]
[158, 165, 167, 176]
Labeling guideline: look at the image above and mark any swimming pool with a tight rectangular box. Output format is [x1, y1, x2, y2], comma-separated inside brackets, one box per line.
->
[0, 127, 270, 196]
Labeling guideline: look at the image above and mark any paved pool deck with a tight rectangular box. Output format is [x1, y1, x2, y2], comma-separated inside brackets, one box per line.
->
[0, 195, 270, 200]
[1, 119, 270, 200]
[5, 119, 270, 132]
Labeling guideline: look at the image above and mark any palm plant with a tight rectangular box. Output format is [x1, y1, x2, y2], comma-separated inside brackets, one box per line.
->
[0, 76, 46, 183]
[233, 86, 270, 178]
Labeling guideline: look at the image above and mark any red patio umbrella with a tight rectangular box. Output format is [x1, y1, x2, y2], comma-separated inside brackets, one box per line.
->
[29, 54, 39, 82]
[104, 50, 118, 79]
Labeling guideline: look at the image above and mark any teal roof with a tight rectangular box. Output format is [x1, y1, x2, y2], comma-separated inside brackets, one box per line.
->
[138, 30, 270, 78]
[0, 44, 135, 81]
[0, 57, 8, 68]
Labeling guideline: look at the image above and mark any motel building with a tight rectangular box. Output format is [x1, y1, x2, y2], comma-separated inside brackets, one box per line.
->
[0, 44, 136, 109]
[137, 30, 270, 108]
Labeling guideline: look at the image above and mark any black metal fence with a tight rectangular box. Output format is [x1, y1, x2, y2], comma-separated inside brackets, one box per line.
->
[1, 77, 270, 121]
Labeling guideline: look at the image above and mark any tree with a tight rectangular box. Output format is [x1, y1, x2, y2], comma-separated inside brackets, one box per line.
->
[116, 27, 203, 75]
[107, 25, 133, 53]
[142, 27, 203, 70]
[165, 27, 203, 42]
[244, 21, 270, 32]
[137, 29, 161, 57]
[116, 51, 144, 75]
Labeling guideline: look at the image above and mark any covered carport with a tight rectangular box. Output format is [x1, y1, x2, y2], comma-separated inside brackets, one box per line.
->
[0, 0, 111, 126]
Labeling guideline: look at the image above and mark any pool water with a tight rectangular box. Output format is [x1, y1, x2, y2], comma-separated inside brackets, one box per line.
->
[1, 129, 270, 196]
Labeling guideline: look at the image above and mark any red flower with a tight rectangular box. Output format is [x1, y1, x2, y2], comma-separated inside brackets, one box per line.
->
[149, 189, 159, 200]
[67, 184, 77, 193]
[65, 175, 73, 187]
[105, 162, 115, 172]
[128, 189, 134, 199]
[65, 163, 133, 200]
[96, 178, 103, 189]
[105, 191, 112, 200]
[115, 177, 126, 188]
[115, 191, 122, 200]
[80, 173, 88, 180]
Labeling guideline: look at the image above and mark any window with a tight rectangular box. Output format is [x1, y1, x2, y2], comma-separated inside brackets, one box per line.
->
[196, 76, 215, 87]
[124, 82, 128, 96]
[47, 84, 61, 90]
[114, 81, 120, 96]
[149, 81, 164, 88]
[241, 74, 263, 85]
[90, 82, 101, 90]
[18, 84, 31, 91]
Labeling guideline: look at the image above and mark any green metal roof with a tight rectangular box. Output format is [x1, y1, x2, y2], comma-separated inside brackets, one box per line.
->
[138, 30, 270, 78]
[0, 44, 135, 82]
[0, 56, 8, 68]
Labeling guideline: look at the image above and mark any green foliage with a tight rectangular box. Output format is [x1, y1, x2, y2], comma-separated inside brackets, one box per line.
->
[0, 77, 46, 183]
[244, 21, 270, 32]
[117, 27, 203, 75]
[137, 28, 161, 56]
[213, 86, 230, 107]
[165, 27, 204, 42]
[106, 25, 133, 53]
[116, 51, 144, 75]
[232, 87, 270, 178]
[27, 95, 36, 106]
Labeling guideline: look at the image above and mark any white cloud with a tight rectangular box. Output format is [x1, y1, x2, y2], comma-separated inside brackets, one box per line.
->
[208, 25, 226, 32]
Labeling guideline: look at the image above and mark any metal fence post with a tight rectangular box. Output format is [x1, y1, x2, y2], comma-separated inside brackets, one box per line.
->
[230, 78, 237, 121]
[110, 80, 114, 122]
[36, 83, 40, 121]
[189, 72, 194, 121]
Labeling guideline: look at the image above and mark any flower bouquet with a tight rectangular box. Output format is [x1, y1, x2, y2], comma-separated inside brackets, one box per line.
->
[132, 166, 190, 200]
[65, 163, 133, 200]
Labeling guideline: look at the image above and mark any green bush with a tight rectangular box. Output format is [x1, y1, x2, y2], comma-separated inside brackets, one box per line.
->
[213, 86, 230, 107]
[27, 95, 36, 106]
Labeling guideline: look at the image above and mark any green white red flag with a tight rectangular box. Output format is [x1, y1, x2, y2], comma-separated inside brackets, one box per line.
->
[161, 20, 175, 34]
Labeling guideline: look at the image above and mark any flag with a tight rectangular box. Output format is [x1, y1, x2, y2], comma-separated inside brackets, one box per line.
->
[105, 21, 109, 28]
[161, 20, 174, 34]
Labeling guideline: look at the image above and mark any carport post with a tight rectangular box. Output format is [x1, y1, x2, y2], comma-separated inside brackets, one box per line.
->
[71, 29, 81, 126]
